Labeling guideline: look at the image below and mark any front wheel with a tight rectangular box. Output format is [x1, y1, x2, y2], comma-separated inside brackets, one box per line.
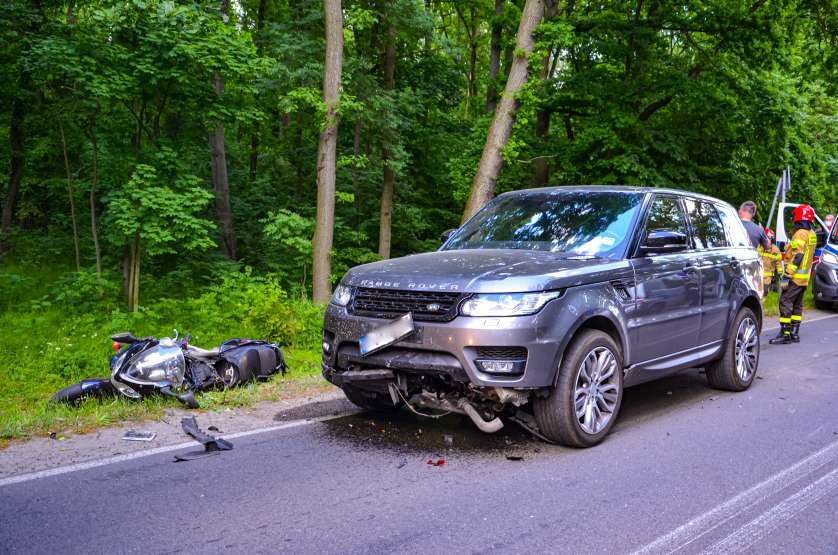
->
[534, 330, 624, 448]
[50, 379, 116, 404]
[705, 307, 760, 391]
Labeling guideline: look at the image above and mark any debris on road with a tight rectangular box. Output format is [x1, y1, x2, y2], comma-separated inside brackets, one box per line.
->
[506, 455, 524, 461]
[427, 457, 445, 467]
[397, 459, 407, 469]
[174, 416, 233, 462]
[122, 431, 157, 442]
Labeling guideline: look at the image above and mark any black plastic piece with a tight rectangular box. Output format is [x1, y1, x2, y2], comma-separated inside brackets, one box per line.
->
[175, 416, 233, 462]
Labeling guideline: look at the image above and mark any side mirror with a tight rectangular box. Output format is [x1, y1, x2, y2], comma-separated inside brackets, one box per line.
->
[440, 229, 456, 244]
[639, 229, 688, 255]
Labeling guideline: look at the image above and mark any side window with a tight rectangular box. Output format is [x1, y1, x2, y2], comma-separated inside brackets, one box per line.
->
[716, 203, 750, 247]
[645, 196, 688, 239]
[685, 199, 728, 248]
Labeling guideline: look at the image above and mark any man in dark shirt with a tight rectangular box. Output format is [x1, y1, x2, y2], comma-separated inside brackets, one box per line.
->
[739, 201, 770, 250]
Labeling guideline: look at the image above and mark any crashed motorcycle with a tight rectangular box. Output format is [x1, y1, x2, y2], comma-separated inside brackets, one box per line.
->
[51, 331, 286, 407]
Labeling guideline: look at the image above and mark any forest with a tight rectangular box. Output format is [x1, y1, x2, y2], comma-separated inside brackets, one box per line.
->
[0, 0, 835, 439]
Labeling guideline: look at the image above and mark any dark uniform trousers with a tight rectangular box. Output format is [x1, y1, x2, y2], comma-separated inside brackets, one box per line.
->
[779, 282, 806, 324]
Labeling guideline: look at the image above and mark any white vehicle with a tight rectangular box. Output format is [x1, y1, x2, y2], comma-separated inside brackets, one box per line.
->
[772, 202, 829, 246]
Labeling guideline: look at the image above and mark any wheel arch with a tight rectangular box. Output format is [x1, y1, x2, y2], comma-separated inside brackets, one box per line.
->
[740, 294, 763, 331]
[549, 311, 629, 387]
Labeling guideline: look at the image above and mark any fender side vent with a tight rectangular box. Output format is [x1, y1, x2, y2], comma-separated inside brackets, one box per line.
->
[610, 279, 634, 302]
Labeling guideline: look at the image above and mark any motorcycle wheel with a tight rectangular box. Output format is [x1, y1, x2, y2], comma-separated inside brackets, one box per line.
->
[50, 379, 116, 404]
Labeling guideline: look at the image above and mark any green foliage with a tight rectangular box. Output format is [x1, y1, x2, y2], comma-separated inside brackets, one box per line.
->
[107, 156, 216, 256]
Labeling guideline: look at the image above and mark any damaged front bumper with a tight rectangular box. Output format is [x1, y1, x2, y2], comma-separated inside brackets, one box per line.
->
[322, 301, 570, 389]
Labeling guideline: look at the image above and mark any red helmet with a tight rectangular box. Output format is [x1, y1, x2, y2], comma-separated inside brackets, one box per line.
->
[793, 204, 815, 223]
[764, 227, 775, 240]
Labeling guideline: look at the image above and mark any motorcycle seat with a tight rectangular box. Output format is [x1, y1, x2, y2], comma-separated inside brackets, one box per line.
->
[187, 346, 220, 359]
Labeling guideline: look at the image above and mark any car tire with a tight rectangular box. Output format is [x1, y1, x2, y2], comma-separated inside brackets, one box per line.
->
[705, 307, 760, 392]
[534, 330, 624, 448]
[342, 385, 403, 412]
[815, 299, 834, 311]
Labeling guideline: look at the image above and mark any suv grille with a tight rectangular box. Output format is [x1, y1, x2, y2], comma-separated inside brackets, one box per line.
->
[350, 287, 464, 322]
[476, 347, 527, 360]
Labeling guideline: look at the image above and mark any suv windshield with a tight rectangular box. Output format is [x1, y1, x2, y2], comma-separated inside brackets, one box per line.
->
[444, 190, 643, 258]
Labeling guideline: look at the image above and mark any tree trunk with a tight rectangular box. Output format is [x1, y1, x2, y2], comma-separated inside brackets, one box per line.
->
[2, 0, 41, 235]
[486, 0, 504, 113]
[534, 0, 558, 187]
[209, 71, 236, 259]
[248, 0, 266, 184]
[352, 119, 362, 232]
[462, 0, 545, 222]
[126, 232, 141, 312]
[86, 123, 102, 275]
[2, 96, 25, 233]
[534, 108, 551, 185]
[378, 24, 396, 259]
[209, 0, 236, 259]
[60, 123, 81, 271]
[311, 0, 344, 304]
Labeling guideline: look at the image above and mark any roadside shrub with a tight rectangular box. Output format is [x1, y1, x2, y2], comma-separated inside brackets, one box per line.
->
[46, 268, 122, 312]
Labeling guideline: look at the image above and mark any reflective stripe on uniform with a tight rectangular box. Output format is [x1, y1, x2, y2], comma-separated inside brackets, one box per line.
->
[791, 315, 803, 322]
[779, 316, 791, 324]
[793, 233, 818, 280]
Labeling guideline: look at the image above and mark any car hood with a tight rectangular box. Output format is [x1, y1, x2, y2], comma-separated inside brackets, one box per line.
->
[343, 249, 630, 293]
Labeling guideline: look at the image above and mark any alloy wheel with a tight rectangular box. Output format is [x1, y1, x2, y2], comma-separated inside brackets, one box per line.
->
[735, 316, 759, 382]
[574, 346, 620, 435]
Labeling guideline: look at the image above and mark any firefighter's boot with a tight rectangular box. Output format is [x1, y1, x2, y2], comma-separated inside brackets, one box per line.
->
[769, 324, 794, 345]
[790, 323, 800, 343]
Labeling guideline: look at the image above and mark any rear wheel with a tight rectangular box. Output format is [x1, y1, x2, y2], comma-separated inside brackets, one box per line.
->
[342, 385, 403, 412]
[534, 330, 624, 448]
[705, 307, 759, 391]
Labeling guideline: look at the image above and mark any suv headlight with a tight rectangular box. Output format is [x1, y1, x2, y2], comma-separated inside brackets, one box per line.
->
[331, 284, 353, 306]
[821, 251, 838, 265]
[460, 291, 562, 317]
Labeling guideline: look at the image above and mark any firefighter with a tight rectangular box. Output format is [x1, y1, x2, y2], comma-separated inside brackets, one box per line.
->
[757, 228, 782, 298]
[769, 204, 818, 344]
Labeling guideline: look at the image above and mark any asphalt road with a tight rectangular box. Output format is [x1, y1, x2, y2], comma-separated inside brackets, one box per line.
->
[2, 315, 838, 554]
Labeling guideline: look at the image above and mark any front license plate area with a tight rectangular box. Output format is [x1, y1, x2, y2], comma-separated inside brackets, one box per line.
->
[359, 313, 415, 356]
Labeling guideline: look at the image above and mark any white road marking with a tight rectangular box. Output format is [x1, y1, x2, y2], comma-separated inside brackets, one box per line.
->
[632, 437, 838, 554]
[700, 466, 838, 554]
[0, 412, 356, 488]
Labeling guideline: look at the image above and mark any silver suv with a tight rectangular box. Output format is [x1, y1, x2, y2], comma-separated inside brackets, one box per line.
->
[322, 186, 763, 447]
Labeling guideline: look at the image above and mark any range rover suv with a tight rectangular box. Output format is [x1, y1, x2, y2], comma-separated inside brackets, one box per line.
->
[322, 186, 763, 447]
